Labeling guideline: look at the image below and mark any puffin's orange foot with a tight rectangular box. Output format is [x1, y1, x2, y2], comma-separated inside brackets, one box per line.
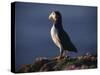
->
[57, 55, 65, 60]
[52, 56, 66, 61]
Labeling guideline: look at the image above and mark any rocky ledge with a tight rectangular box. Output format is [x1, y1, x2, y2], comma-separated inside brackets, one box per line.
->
[17, 54, 97, 73]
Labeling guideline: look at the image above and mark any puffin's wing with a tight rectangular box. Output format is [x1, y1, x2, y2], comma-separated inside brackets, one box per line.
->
[58, 29, 77, 52]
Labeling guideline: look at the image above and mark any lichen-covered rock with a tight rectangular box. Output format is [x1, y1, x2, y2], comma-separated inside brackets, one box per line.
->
[17, 55, 97, 73]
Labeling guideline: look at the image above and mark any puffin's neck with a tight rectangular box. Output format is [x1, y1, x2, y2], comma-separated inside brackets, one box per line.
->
[53, 19, 63, 30]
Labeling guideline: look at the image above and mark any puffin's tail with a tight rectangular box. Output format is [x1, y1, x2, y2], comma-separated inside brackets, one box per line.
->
[70, 44, 77, 53]
[67, 41, 78, 53]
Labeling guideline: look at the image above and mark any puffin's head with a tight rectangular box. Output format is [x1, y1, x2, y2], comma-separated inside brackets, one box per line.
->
[48, 11, 62, 22]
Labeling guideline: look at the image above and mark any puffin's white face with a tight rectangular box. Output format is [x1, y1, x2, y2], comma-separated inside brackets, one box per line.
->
[48, 12, 56, 22]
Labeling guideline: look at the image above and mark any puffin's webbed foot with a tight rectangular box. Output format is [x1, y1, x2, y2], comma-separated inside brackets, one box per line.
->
[57, 50, 66, 60]
[57, 55, 66, 60]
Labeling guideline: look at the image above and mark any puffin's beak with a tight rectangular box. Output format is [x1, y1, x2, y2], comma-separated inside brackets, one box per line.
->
[48, 14, 52, 20]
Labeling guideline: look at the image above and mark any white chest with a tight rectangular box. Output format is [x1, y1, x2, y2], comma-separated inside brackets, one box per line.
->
[50, 25, 61, 48]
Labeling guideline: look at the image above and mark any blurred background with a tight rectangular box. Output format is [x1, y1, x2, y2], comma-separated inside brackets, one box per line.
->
[15, 2, 97, 71]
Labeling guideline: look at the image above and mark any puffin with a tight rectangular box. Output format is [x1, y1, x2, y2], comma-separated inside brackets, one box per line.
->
[48, 11, 77, 59]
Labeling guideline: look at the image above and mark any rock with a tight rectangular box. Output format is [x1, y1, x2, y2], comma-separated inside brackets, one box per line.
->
[17, 55, 97, 73]
[17, 64, 31, 73]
